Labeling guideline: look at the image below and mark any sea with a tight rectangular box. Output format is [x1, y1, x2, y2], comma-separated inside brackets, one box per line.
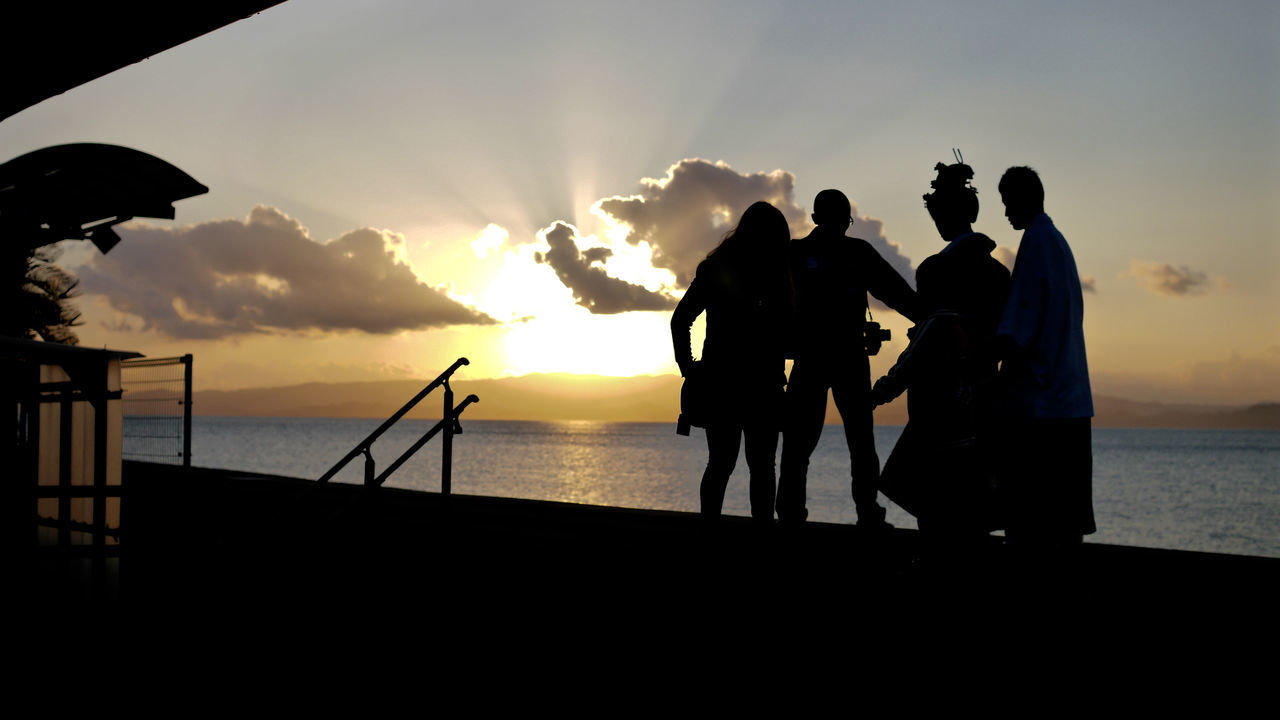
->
[176, 417, 1279, 559]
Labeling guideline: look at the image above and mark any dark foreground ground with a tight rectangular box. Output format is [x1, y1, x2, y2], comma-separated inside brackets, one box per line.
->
[16, 461, 1279, 643]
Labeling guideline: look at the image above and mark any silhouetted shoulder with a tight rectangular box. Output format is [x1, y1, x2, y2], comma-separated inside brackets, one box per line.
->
[692, 257, 732, 293]
[849, 236, 892, 265]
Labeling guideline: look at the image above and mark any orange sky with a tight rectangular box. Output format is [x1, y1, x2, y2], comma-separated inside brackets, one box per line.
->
[4, 2, 1276, 408]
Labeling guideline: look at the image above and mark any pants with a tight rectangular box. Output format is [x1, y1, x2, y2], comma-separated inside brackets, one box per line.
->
[701, 419, 779, 520]
[1003, 416, 1095, 545]
[775, 356, 883, 523]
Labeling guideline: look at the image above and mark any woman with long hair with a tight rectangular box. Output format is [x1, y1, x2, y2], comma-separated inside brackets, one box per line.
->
[671, 201, 792, 521]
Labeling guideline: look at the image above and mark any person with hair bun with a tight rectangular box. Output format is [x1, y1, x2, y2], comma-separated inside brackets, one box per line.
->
[671, 201, 793, 521]
[870, 159, 1010, 566]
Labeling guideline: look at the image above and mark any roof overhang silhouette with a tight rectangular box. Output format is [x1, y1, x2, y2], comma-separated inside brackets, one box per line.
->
[1, 2, 285, 122]
[0, 143, 209, 254]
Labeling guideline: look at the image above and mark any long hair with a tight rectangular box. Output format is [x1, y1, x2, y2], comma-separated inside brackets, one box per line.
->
[707, 201, 790, 265]
[705, 201, 792, 305]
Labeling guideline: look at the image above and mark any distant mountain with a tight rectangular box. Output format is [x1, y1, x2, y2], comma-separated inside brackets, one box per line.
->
[1091, 395, 1280, 429]
[186, 374, 1279, 429]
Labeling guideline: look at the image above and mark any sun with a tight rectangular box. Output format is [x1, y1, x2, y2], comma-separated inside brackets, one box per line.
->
[503, 307, 682, 377]
[448, 221, 687, 378]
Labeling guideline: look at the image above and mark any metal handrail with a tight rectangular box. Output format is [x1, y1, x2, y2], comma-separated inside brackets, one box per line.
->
[316, 357, 479, 493]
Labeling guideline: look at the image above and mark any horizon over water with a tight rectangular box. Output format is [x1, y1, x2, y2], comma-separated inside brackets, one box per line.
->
[177, 417, 1279, 559]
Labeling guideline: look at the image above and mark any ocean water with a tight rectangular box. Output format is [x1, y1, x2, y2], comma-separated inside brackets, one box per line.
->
[176, 416, 1280, 558]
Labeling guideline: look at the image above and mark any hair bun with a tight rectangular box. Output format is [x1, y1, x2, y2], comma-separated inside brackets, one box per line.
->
[929, 162, 975, 192]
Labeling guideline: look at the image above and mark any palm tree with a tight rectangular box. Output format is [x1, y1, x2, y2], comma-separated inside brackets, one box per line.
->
[3, 244, 82, 345]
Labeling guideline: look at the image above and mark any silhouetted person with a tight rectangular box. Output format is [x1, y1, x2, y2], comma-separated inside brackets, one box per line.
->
[871, 160, 1010, 566]
[995, 166, 1095, 556]
[672, 202, 792, 520]
[776, 189, 920, 527]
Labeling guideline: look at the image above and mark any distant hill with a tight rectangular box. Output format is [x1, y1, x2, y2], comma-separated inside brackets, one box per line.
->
[1091, 396, 1280, 429]
[184, 374, 1279, 429]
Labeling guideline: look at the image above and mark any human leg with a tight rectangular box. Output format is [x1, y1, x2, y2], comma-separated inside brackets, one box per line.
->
[742, 417, 779, 522]
[831, 361, 885, 525]
[1004, 417, 1094, 545]
[701, 423, 742, 518]
[776, 361, 829, 522]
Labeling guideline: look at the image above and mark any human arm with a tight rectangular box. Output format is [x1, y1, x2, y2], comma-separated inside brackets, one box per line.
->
[671, 278, 706, 377]
[862, 242, 922, 323]
[869, 314, 940, 406]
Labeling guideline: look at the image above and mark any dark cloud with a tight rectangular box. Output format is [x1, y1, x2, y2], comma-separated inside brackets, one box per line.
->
[1127, 260, 1214, 297]
[534, 222, 676, 314]
[78, 206, 496, 339]
[594, 158, 809, 287]
[100, 317, 135, 332]
[583, 157, 917, 314]
[1081, 276, 1097, 293]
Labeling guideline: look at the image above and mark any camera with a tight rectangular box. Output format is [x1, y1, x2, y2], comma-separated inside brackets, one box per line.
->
[863, 321, 891, 356]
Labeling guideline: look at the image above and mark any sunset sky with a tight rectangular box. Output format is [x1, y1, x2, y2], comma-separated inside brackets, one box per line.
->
[2, 0, 1276, 406]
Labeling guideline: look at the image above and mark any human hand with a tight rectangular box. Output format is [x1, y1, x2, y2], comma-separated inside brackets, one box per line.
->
[868, 377, 892, 408]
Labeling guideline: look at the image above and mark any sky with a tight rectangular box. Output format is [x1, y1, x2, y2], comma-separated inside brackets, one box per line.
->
[2, 0, 1277, 405]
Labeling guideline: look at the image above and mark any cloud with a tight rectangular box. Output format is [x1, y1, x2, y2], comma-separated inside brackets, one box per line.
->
[100, 317, 134, 332]
[576, 157, 917, 313]
[533, 222, 676, 314]
[1187, 347, 1280, 400]
[1080, 276, 1097, 293]
[593, 158, 808, 287]
[484, 158, 917, 314]
[1095, 346, 1280, 405]
[993, 246, 1016, 271]
[1126, 260, 1216, 297]
[471, 223, 508, 258]
[78, 206, 496, 339]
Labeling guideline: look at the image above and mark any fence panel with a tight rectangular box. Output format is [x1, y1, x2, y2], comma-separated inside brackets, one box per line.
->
[121, 355, 192, 468]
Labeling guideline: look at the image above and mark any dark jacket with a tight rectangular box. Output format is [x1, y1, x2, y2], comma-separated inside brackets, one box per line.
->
[788, 228, 920, 361]
[873, 232, 1011, 437]
[913, 231, 1010, 377]
[671, 256, 789, 391]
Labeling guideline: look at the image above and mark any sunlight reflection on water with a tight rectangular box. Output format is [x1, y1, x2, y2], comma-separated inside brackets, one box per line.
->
[186, 417, 1280, 557]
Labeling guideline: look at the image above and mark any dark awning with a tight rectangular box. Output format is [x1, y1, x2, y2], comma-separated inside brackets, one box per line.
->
[1, 2, 285, 122]
[0, 143, 208, 253]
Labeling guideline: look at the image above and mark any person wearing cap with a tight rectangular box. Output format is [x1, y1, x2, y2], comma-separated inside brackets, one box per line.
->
[776, 189, 921, 527]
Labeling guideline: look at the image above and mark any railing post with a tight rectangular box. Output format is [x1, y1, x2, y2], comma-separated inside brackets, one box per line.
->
[181, 354, 193, 470]
[363, 448, 375, 487]
[442, 380, 454, 496]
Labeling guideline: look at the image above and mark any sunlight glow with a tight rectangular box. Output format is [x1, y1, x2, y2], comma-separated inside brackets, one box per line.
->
[470, 223, 508, 258]
[503, 309, 677, 377]
[590, 206, 679, 292]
